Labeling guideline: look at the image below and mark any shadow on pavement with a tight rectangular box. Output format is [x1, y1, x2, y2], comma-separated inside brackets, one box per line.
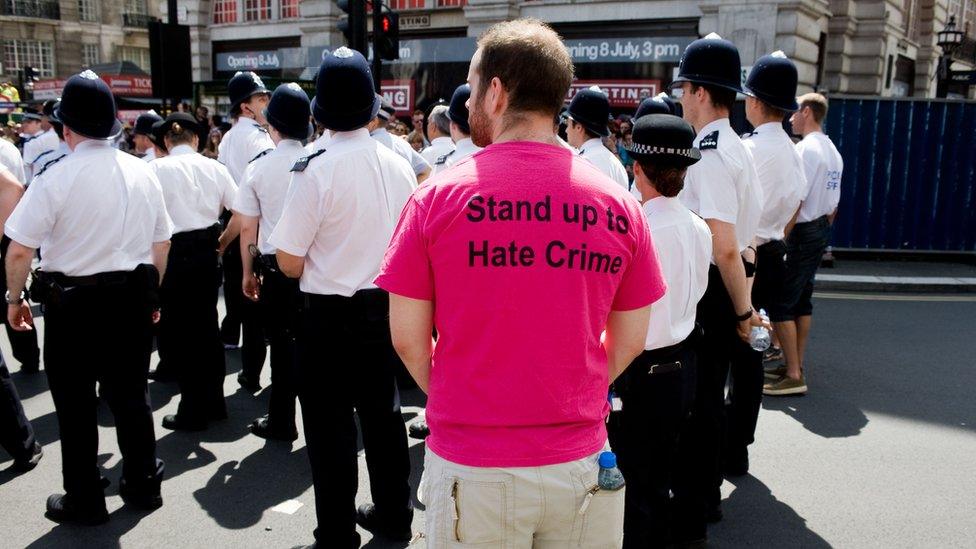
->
[193, 441, 310, 529]
[24, 505, 158, 549]
[711, 474, 831, 549]
[9, 368, 48, 401]
[762, 392, 869, 438]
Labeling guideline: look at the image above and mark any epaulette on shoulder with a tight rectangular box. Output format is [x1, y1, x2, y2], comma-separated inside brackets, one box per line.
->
[249, 148, 273, 164]
[741, 130, 756, 139]
[252, 123, 268, 134]
[434, 150, 455, 166]
[290, 149, 327, 172]
[34, 153, 66, 178]
[699, 130, 719, 150]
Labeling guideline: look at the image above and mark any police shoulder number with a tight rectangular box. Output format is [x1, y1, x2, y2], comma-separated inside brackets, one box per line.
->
[699, 130, 719, 150]
[291, 149, 327, 172]
[434, 150, 454, 166]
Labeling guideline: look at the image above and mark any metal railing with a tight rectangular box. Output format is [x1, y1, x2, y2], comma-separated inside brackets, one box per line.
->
[122, 12, 158, 27]
[0, 0, 60, 19]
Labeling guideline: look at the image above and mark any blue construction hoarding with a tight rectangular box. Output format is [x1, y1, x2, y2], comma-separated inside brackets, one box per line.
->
[825, 97, 975, 252]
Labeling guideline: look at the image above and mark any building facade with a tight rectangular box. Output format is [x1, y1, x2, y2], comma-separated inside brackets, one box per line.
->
[1, 0, 157, 87]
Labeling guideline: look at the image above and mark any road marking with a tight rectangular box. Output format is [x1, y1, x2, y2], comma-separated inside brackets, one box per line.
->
[814, 292, 976, 302]
[271, 500, 304, 515]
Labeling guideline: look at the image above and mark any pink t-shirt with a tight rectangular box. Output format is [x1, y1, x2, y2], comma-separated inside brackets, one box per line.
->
[375, 141, 666, 467]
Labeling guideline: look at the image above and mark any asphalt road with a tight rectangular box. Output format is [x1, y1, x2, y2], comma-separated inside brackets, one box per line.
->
[1, 292, 974, 548]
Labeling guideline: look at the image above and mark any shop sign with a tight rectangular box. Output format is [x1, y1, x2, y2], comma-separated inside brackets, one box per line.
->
[567, 80, 662, 107]
[400, 14, 430, 29]
[217, 51, 282, 71]
[32, 75, 153, 99]
[32, 79, 66, 101]
[382, 79, 414, 115]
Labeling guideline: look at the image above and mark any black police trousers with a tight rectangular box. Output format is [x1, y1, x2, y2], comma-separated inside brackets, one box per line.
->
[0, 236, 40, 369]
[259, 265, 299, 432]
[608, 336, 697, 549]
[297, 289, 412, 547]
[0, 353, 36, 462]
[43, 270, 160, 510]
[675, 265, 762, 538]
[220, 237, 266, 379]
[160, 228, 226, 425]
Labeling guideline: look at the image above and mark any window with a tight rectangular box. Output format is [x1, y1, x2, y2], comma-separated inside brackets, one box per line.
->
[213, 0, 237, 23]
[82, 43, 100, 67]
[118, 46, 151, 71]
[3, 40, 55, 77]
[436, 0, 466, 6]
[78, 0, 97, 21]
[243, 0, 271, 21]
[125, 0, 147, 14]
[280, 0, 298, 19]
[389, 0, 425, 8]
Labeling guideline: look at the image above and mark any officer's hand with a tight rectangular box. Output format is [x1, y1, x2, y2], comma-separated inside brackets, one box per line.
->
[736, 310, 769, 343]
[243, 275, 260, 302]
[7, 303, 33, 332]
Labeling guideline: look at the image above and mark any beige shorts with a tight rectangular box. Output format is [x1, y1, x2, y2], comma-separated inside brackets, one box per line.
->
[418, 445, 624, 548]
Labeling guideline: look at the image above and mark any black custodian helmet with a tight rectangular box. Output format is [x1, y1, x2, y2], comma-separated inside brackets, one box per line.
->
[671, 33, 743, 94]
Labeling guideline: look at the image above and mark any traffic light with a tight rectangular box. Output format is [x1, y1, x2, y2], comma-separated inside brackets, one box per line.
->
[22, 66, 38, 82]
[336, 0, 368, 56]
[375, 9, 399, 60]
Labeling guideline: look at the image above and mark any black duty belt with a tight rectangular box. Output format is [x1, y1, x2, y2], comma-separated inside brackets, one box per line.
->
[302, 288, 386, 309]
[637, 327, 700, 375]
[795, 215, 829, 228]
[171, 224, 221, 245]
[47, 270, 131, 288]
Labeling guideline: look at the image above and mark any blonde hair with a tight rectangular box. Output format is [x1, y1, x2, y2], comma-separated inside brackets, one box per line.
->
[166, 122, 195, 146]
[798, 93, 828, 124]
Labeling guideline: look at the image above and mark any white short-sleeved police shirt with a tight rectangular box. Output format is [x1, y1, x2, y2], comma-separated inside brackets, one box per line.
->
[795, 131, 844, 222]
[268, 128, 417, 296]
[743, 122, 807, 243]
[421, 136, 455, 166]
[151, 144, 238, 234]
[431, 137, 481, 176]
[371, 127, 430, 177]
[642, 196, 712, 350]
[0, 138, 25, 184]
[679, 118, 764, 254]
[217, 117, 275, 183]
[233, 139, 307, 254]
[142, 147, 156, 162]
[579, 137, 629, 191]
[5, 139, 174, 276]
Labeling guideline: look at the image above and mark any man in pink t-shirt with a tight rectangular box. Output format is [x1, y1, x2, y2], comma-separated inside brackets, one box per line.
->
[376, 19, 666, 547]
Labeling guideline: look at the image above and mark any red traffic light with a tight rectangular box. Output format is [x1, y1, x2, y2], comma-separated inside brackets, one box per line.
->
[382, 15, 390, 32]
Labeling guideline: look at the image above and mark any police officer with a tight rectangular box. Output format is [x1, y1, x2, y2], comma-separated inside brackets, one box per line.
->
[565, 87, 630, 190]
[20, 109, 55, 181]
[31, 102, 71, 173]
[608, 113, 712, 548]
[218, 71, 271, 391]
[5, 70, 171, 524]
[133, 111, 164, 162]
[268, 47, 416, 548]
[634, 92, 678, 120]
[233, 83, 312, 442]
[669, 33, 765, 542]
[729, 51, 808, 473]
[420, 104, 454, 165]
[368, 97, 431, 184]
[151, 112, 238, 432]
[430, 83, 482, 176]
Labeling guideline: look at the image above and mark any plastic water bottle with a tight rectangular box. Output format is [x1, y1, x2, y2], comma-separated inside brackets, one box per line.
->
[597, 451, 626, 491]
[750, 308, 771, 352]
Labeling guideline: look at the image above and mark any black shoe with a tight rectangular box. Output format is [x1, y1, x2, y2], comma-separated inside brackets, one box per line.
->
[45, 494, 109, 525]
[355, 503, 412, 542]
[119, 479, 163, 510]
[723, 448, 749, 477]
[12, 442, 43, 472]
[248, 416, 298, 442]
[148, 368, 177, 382]
[162, 414, 206, 432]
[19, 361, 40, 374]
[408, 420, 430, 440]
[237, 373, 261, 393]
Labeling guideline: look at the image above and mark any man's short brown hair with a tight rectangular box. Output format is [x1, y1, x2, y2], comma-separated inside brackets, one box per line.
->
[798, 93, 828, 123]
[475, 19, 574, 118]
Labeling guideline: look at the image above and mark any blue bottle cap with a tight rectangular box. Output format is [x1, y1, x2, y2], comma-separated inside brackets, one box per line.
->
[598, 451, 617, 468]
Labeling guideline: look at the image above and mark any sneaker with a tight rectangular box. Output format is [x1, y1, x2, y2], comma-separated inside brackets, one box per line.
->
[762, 346, 783, 363]
[764, 364, 787, 380]
[12, 441, 43, 472]
[763, 375, 807, 396]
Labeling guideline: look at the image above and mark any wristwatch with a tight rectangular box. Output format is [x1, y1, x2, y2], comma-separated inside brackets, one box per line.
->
[735, 307, 753, 321]
[5, 290, 25, 305]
